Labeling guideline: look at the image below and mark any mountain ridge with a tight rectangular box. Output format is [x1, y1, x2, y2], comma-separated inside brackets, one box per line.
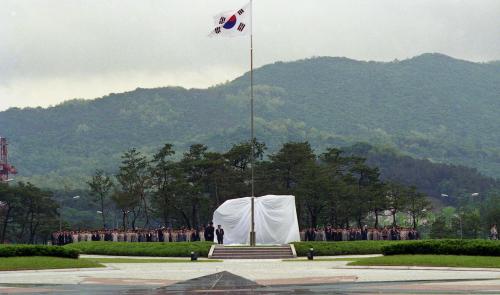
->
[1, 53, 499, 187]
[4, 53, 499, 112]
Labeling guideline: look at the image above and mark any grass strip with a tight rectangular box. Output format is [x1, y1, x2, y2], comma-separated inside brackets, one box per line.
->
[65, 241, 213, 257]
[283, 257, 360, 262]
[83, 258, 222, 263]
[348, 255, 500, 268]
[0, 256, 104, 271]
[292, 241, 408, 256]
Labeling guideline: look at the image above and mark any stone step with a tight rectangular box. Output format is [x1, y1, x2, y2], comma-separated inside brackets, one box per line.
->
[211, 255, 292, 259]
[213, 249, 292, 252]
[216, 250, 292, 252]
[212, 252, 292, 254]
[214, 246, 290, 249]
[212, 249, 292, 253]
[213, 246, 290, 249]
[209, 245, 296, 259]
[211, 256, 292, 259]
[212, 252, 293, 256]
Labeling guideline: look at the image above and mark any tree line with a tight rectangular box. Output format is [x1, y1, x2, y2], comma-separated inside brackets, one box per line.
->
[2, 141, 499, 243]
[87, 141, 431, 231]
[0, 183, 58, 244]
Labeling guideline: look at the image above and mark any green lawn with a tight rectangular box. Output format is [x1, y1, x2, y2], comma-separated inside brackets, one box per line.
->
[83, 257, 221, 263]
[65, 241, 213, 257]
[348, 255, 500, 268]
[0, 256, 104, 271]
[292, 241, 407, 256]
[283, 257, 360, 262]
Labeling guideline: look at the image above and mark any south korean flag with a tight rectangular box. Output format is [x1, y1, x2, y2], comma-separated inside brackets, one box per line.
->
[209, 2, 251, 37]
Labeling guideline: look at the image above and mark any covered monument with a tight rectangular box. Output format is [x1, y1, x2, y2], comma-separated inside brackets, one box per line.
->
[212, 195, 300, 245]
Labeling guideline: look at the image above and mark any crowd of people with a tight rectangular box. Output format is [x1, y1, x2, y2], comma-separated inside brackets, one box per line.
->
[300, 226, 420, 241]
[52, 224, 420, 245]
[52, 223, 218, 246]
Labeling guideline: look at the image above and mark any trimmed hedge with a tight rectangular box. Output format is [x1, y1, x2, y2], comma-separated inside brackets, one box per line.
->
[292, 241, 407, 256]
[64, 241, 214, 257]
[0, 245, 79, 258]
[382, 239, 500, 256]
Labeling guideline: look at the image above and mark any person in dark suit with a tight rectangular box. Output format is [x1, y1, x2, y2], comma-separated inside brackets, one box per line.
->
[205, 222, 215, 242]
[361, 225, 368, 240]
[158, 228, 164, 242]
[91, 231, 100, 241]
[306, 228, 316, 241]
[325, 226, 332, 241]
[104, 231, 112, 241]
[349, 229, 356, 241]
[57, 232, 64, 245]
[215, 225, 224, 245]
[191, 228, 200, 241]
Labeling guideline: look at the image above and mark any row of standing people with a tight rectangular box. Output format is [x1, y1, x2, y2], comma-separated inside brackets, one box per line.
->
[300, 226, 420, 241]
[52, 223, 219, 246]
[53, 225, 421, 245]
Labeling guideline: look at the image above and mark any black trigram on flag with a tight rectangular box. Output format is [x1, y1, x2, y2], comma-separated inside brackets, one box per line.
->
[215, 27, 221, 34]
[219, 17, 226, 24]
[237, 9, 244, 15]
[237, 23, 246, 32]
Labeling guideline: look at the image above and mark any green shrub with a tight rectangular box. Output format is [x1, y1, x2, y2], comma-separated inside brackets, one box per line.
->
[382, 239, 500, 256]
[64, 241, 213, 257]
[292, 241, 407, 256]
[0, 245, 79, 258]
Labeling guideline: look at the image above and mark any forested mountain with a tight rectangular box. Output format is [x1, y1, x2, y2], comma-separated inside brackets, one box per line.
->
[345, 143, 500, 204]
[1, 53, 500, 188]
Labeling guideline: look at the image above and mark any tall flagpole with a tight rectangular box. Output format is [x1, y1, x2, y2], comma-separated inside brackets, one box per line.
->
[249, 0, 256, 247]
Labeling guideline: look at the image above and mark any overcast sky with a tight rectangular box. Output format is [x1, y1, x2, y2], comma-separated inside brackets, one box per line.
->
[1, 0, 500, 111]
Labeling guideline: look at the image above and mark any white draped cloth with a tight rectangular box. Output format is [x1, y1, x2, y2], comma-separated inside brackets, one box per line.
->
[212, 195, 300, 245]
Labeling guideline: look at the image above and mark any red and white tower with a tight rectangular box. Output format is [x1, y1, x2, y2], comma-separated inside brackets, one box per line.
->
[0, 137, 17, 182]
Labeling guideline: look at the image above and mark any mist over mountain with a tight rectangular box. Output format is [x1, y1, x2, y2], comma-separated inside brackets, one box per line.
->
[1, 53, 499, 188]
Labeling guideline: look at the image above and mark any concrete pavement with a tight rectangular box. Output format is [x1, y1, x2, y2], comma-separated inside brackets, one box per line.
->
[0, 255, 499, 293]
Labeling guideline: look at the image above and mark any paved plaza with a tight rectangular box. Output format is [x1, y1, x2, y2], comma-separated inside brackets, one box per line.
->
[0, 255, 499, 293]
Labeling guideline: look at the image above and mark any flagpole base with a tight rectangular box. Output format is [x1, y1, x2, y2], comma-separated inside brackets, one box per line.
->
[249, 231, 256, 247]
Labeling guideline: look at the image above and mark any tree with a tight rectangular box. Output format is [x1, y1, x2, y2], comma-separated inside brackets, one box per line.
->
[366, 182, 387, 228]
[269, 142, 316, 227]
[430, 214, 453, 238]
[481, 193, 500, 236]
[203, 151, 227, 208]
[461, 208, 481, 238]
[269, 142, 316, 192]
[0, 182, 59, 244]
[150, 144, 176, 227]
[223, 140, 266, 198]
[405, 186, 431, 229]
[14, 182, 58, 243]
[296, 164, 332, 228]
[87, 169, 113, 229]
[385, 182, 408, 227]
[320, 148, 353, 227]
[178, 144, 209, 229]
[347, 157, 383, 227]
[111, 191, 138, 230]
[0, 183, 19, 243]
[116, 148, 151, 229]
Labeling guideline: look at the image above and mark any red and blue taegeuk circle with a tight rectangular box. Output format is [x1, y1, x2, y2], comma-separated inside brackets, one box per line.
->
[223, 15, 237, 29]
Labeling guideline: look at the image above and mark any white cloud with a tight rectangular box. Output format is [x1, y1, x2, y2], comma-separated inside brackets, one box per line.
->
[1, 0, 500, 110]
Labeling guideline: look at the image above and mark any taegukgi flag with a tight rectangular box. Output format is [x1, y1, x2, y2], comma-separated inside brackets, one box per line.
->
[209, 2, 251, 37]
